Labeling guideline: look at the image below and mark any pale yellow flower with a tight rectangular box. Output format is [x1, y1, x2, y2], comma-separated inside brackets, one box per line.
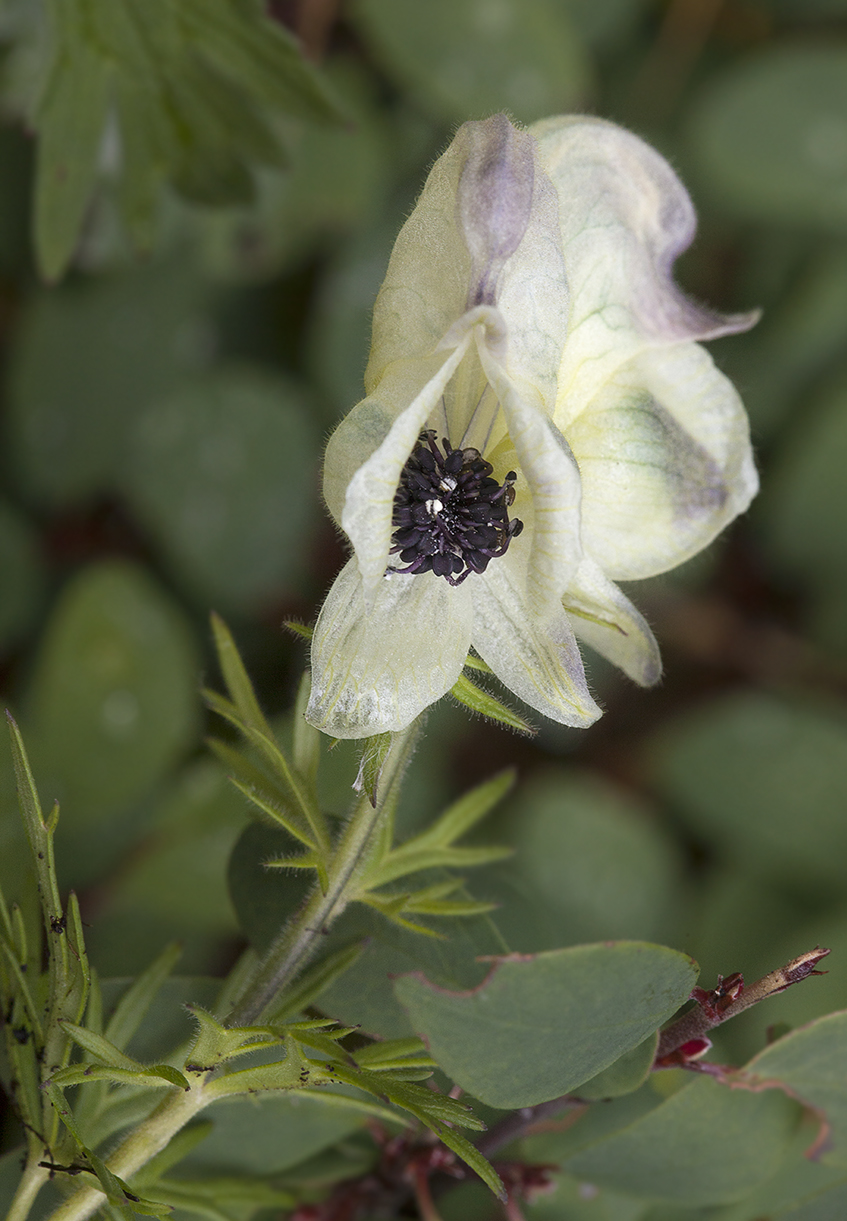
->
[306, 115, 757, 738]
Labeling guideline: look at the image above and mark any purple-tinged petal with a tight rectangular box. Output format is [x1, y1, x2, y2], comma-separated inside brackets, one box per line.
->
[568, 342, 758, 580]
[531, 116, 759, 429]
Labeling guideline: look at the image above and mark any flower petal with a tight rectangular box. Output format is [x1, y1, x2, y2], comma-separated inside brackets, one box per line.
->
[365, 115, 564, 396]
[471, 561, 601, 728]
[307, 558, 474, 738]
[530, 115, 758, 429]
[564, 557, 661, 686]
[341, 335, 473, 595]
[478, 336, 582, 620]
[322, 351, 455, 528]
[568, 342, 758, 580]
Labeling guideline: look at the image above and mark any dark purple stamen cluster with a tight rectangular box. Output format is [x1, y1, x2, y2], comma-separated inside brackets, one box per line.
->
[389, 431, 524, 586]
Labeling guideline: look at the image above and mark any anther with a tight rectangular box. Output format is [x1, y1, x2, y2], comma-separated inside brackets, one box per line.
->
[388, 432, 524, 585]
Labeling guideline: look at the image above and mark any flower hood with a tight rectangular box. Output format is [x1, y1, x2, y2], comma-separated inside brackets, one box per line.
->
[306, 114, 758, 738]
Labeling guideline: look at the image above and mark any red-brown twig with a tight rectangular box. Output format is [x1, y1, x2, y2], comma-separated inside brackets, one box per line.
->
[655, 947, 830, 1068]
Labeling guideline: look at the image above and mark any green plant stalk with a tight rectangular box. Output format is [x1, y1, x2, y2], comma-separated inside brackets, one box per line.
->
[5, 1161, 51, 1221]
[42, 1080, 208, 1221]
[226, 721, 419, 1026]
[35, 722, 419, 1221]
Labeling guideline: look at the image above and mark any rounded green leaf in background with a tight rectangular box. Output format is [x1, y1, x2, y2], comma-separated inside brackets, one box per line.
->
[764, 377, 847, 589]
[0, 498, 45, 651]
[562, 1075, 799, 1206]
[180, 1094, 367, 1177]
[85, 758, 250, 976]
[393, 942, 697, 1108]
[24, 560, 199, 867]
[687, 45, 847, 231]
[492, 769, 682, 951]
[650, 691, 847, 894]
[350, 0, 591, 126]
[565, 0, 650, 51]
[125, 365, 318, 614]
[5, 258, 217, 506]
[742, 1012, 847, 1169]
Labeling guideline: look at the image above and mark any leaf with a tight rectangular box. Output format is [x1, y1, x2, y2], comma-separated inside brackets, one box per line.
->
[178, 0, 342, 122]
[351, 0, 590, 126]
[48, 1063, 190, 1090]
[393, 942, 698, 1107]
[59, 1022, 144, 1071]
[576, 1033, 658, 1101]
[268, 941, 366, 1022]
[125, 370, 320, 614]
[200, 58, 388, 283]
[205, 691, 327, 850]
[688, 44, 847, 231]
[415, 769, 515, 849]
[23, 561, 199, 886]
[7, 260, 215, 507]
[449, 672, 534, 734]
[141, 1177, 295, 1220]
[34, 6, 111, 279]
[207, 736, 315, 849]
[354, 1037, 433, 1069]
[105, 943, 183, 1052]
[490, 769, 684, 953]
[738, 1011, 847, 1167]
[563, 1075, 800, 1206]
[310, 1060, 502, 1197]
[6, 712, 63, 935]
[85, 1150, 173, 1218]
[209, 614, 271, 736]
[355, 732, 392, 807]
[364, 844, 512, 890]
[293, 672, 320, 790]
[31, 0, 343, 276]
[172, 1095, 369, 1178]
[650, 692, 847, 893]
[765, 377, 847, 593]
[184, 1005, 288, 1073]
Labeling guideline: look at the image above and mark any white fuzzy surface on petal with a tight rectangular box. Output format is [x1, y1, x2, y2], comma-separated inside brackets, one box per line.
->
[471, 561, 601, 728]
[531, 115, 758, 430]
[568, 341, 758, 581]
[307, 559, 474, 738]
[479, 337, 582, 621]
[564, 557, 661, 686]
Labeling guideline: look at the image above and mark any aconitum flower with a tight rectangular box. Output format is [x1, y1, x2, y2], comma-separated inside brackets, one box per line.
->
[306, 114, 757, 738]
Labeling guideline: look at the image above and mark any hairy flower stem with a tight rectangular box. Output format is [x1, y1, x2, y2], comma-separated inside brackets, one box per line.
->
[42, 1082, 208, 1221]
[5, 1161, 50, 1221]
[226, 722, 419, 1026]
[35, 724, 420, 1221]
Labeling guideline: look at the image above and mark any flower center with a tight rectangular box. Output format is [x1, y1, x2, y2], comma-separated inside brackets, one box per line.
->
[389, 431, 524, 586]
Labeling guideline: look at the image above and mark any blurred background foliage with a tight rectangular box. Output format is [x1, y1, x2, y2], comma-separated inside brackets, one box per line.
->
[3, 0, 847, 1214]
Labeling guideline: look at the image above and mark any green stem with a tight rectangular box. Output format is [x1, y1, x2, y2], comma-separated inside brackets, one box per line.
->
[43, 1082, 208, 1221]
[227, 723, 418, 1026]
[5, 1159, 50, 1221]
[37, 722, 419, 1221]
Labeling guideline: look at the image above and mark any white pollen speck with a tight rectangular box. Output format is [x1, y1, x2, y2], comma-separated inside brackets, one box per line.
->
[426, 498, 444, 517]
[439, 476, 458, 493]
